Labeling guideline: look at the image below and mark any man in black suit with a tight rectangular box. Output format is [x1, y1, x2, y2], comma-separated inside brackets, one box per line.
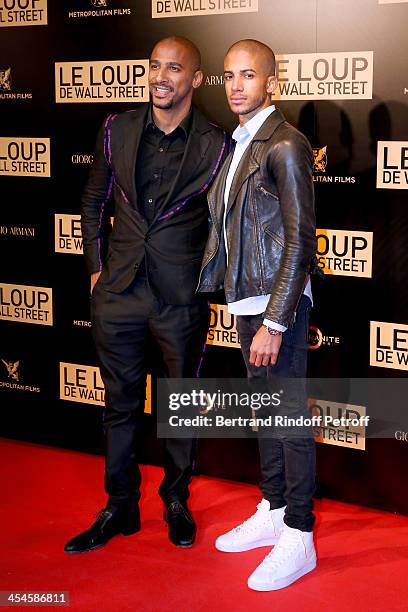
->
[64, 36, 228, 553]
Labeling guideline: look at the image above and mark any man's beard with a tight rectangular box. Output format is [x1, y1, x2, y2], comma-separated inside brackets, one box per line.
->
[152, 98, 174, 110]
[236, 93, 268, 116]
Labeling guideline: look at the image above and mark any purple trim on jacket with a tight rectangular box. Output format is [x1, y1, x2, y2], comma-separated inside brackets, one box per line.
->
[96, 114, 118, 270]
[97, 173, 113, 271]
[113, 176, 129, 204]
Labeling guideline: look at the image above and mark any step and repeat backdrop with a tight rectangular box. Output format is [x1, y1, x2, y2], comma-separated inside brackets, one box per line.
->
[1, 0, 408, 513]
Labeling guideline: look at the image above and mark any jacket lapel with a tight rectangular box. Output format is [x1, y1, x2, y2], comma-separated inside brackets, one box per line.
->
[226, 149, 259, 214]
[208, 151, 233, 229]
[121, 105, 149, 209]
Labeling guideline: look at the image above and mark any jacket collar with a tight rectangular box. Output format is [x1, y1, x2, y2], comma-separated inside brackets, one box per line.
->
[251, 107, 286, 141]
[129, 102, 213, 134]
[144, 104, 192, 140]
[224, 108, 286, 214]
[232, 104, 276, 143]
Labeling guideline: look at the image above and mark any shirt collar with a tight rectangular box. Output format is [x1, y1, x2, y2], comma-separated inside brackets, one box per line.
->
[232, 104, 276, 144]
[145, 104, 192, 140]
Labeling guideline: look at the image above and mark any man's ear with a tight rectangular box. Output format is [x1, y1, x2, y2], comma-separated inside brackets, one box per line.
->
[266, 75, 278, 95]
[192, 70, 204, 89]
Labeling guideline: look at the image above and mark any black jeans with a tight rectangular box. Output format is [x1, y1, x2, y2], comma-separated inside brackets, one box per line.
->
[91, 273, 209, 509]
[236, 295, 316, 532]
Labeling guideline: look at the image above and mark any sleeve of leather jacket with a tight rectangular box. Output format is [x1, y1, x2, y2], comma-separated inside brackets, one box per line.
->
[80, 117, 114, 275]
[263, 132, 316, 327]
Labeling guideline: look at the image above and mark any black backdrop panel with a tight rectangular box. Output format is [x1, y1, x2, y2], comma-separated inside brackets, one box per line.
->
[1, 0, 408, 514]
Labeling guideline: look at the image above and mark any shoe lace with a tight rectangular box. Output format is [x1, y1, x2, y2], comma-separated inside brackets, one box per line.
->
[95, 508, 108, 519]
[94, 508, 112, 526]
[262, 531, 304, 569]
[170, 501, 184, 512]
[232, 502, 269, 534]
[167, 502, 193, 523]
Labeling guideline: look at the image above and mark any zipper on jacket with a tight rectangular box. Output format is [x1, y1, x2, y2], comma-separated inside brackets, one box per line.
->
[251, 199, 265, 293]
[257, 183, 279, 200]
[290, 277, 308, 329]
[264, 226, 285, 248]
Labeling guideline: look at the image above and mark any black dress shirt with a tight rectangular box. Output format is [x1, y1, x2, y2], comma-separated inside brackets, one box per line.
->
[135, 106, 192, 225]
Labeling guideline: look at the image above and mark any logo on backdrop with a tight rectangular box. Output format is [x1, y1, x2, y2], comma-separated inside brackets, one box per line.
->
[376, 141, 408, 189]
[370, 321, 408, 371]
[55, 214, 113, 255]
[0, 0, 47, 27]
[0, 67, 33, 101]
[204, 74, 224, 86]
[206, 304, 240, 348]
[55, 60, 149, 103]
[313, 146, 327, 173]
[309, 399, 366, 450]
[1, 359, 20, 381]
[275, 52, 373, 100]
[59, 363, 151, 412]
[316, 230, 373, 277]
[68, 0, 131, 19]
[71, 153, 94, 165]
[55, 214, 82, 254]
[0, 137, 50, 177]
[0, 283, 53, 326]
[152, 0, 258, 19]
[0, 358, 40, 393]
[312, 146, 356, 184]
[207, 305, 344, 349]
[0, 224, 36, 239]
[0, 67, 11, 90]
[308, 326, 341, 350]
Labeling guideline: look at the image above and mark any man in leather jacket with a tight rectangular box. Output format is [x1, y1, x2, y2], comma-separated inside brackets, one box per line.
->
[197, 39, 317, 591]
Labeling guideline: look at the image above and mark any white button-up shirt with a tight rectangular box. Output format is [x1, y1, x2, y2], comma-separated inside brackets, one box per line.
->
[223, 104, 312, 332]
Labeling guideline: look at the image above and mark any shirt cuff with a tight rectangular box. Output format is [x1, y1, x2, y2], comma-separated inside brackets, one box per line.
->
[262, 318, 287, 333]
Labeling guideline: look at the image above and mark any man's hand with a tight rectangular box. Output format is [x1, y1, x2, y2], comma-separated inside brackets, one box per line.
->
[90, 271, 101, 295]
[249, 326, 283, 367]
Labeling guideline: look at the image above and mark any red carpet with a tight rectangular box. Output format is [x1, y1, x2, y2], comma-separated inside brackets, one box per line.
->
[1, 438, 408, 611]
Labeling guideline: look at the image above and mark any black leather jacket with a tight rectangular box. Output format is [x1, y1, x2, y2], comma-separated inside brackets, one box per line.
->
[197, 108, 316, 328]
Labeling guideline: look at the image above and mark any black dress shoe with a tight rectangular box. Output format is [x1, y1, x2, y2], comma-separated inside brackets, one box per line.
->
[164, 501, 196, 548]
[64, 506, 140, 554]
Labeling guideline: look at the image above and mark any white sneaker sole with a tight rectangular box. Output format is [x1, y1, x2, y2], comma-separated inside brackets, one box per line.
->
[215, 536, 280, 553]
[247, 555, 317, 591]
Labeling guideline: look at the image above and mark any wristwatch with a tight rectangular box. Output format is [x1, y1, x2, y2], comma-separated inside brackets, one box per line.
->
[262, 325, 282, 336]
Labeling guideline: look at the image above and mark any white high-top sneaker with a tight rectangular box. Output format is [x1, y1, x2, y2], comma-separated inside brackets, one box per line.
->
[247, 523, 316, 591]
[215, 500, 285, 553]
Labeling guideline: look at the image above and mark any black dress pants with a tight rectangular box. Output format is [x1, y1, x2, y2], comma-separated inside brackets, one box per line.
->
[91, 272, 209, 510]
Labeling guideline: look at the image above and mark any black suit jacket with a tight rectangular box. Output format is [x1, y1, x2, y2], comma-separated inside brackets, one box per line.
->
[81, 103, 229, 303]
